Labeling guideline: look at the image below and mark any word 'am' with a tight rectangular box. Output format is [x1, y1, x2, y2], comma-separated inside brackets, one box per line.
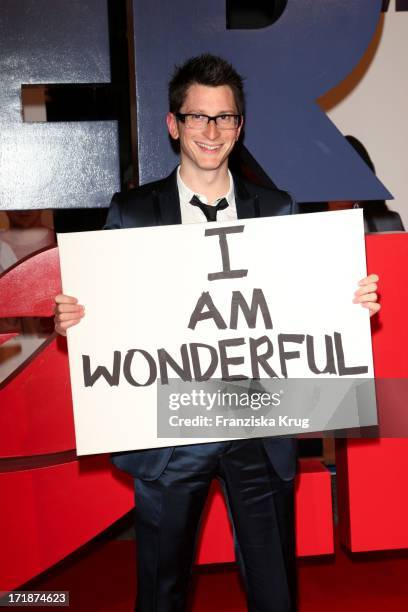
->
[81, 225, 369, 388]
[82, 288, 368, 387]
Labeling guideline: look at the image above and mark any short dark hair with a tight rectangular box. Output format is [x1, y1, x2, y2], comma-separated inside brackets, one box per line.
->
[169, 54, 245, 115]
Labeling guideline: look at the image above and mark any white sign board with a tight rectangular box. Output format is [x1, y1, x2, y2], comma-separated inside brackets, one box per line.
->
[58, 209, 374, 455]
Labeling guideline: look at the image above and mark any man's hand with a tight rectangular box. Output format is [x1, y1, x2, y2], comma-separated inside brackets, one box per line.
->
[54, 294, 85, 336]
[53, 275, 380, 336]
[353, 274, 380, 317]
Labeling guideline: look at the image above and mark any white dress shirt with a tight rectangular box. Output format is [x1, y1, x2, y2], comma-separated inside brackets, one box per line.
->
[176, 166, 238, 224]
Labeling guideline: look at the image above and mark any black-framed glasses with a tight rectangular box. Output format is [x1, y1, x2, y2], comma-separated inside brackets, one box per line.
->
[176, 112, 242, 130]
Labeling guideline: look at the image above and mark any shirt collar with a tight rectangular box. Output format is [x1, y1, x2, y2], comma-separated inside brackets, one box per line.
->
[176, 165, 235, 206]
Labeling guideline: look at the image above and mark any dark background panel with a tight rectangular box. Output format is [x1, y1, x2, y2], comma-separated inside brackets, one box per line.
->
[0, 0, 120, 210]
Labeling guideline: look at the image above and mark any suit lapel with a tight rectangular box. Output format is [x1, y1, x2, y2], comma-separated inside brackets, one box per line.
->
[155, 169, 182, 225]
[233, 174, 259, 219]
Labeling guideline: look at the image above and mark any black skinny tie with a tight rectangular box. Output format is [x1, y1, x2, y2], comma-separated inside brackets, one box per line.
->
[190, 195, 229, 221]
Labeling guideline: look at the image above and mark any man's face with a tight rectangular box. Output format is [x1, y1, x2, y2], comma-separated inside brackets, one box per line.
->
[166, 84, 243, 174]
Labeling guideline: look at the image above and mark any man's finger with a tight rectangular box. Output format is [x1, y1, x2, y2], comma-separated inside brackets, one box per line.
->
[55, 312, 85, 323]
[55, 294, 79, 304]
[55, 317, 82, 331]
[358, 274, 379, 286]
[354, 292, 378, 304]
[354, 283, 377, 297]
[364, 302, 381, 317]
[55, 304, 85, 314]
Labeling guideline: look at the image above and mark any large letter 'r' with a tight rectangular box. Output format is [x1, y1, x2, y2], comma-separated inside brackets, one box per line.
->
[132, 0, 390, 203]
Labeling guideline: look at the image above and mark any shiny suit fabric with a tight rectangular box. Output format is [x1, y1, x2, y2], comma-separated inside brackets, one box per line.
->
[104, 169, 298, 611]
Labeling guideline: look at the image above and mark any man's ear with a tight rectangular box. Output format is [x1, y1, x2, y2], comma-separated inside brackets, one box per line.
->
[166, 112, 179, 140]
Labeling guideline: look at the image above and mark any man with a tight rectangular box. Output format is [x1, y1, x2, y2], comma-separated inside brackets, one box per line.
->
[55, 54, 380, 612]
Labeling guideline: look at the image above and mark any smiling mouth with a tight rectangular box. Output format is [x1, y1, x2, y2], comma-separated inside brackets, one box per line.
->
[195, 142, 223, 152]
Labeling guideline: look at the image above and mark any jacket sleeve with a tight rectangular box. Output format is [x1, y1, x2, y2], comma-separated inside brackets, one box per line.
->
[103, 193, 123, 230]
[287, 191, 299, 216]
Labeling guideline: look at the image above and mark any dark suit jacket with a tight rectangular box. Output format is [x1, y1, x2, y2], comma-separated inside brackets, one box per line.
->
[105, 169, 298, 482]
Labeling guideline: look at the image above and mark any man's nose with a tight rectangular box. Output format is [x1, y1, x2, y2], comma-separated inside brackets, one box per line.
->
[203, 118, 220, 139]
